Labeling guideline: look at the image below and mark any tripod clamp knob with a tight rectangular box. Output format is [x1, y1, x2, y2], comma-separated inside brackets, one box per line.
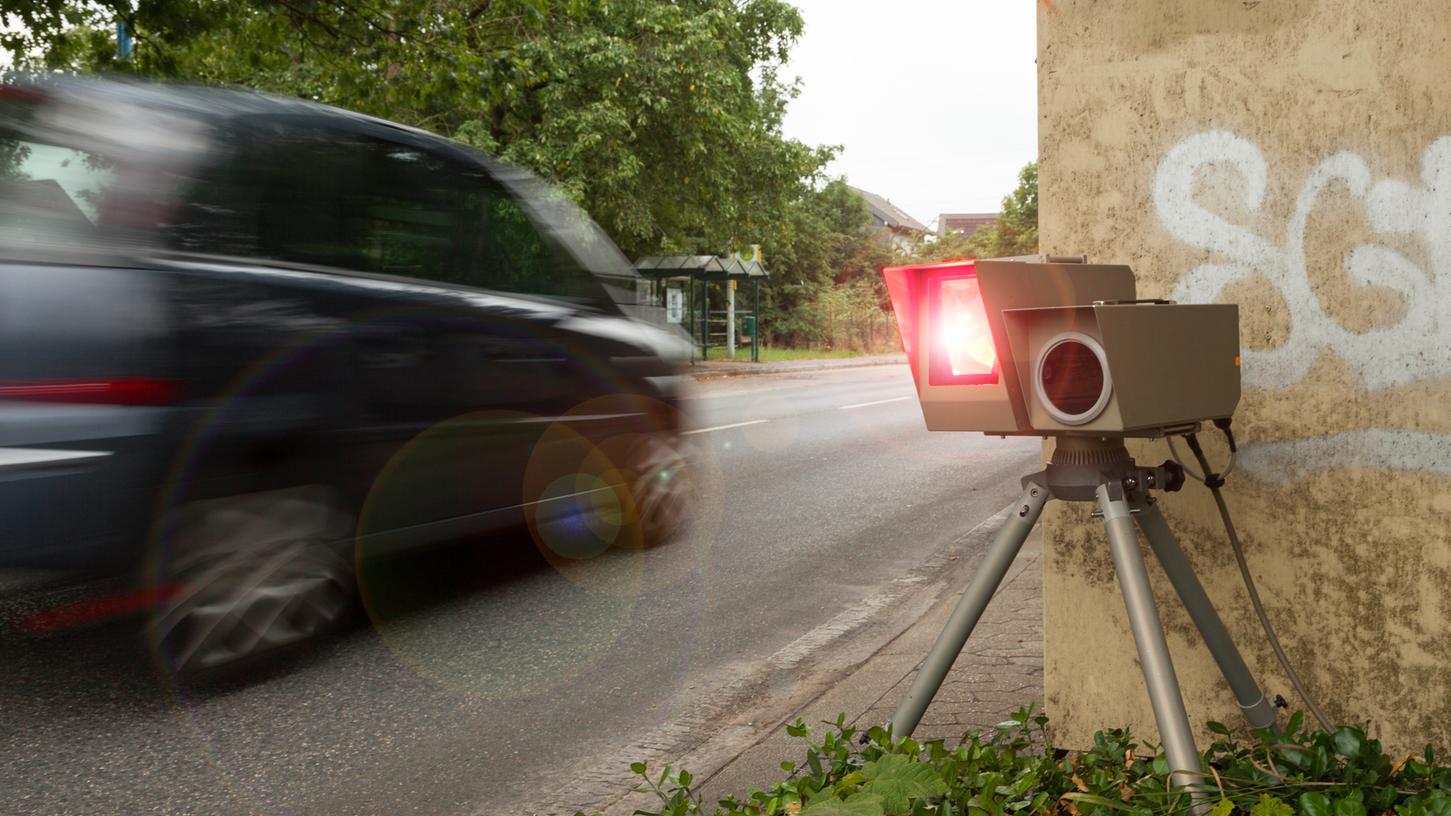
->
[1158, 460, 1186, 492]
[1122, 461, 1185, 495]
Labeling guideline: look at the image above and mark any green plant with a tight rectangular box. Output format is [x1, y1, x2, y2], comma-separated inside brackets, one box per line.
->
[595, 707, 1451, 816]
[902, 161, 1037, 263]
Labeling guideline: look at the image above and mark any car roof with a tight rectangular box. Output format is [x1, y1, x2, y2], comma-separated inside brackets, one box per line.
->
[13, 74, 452, 149]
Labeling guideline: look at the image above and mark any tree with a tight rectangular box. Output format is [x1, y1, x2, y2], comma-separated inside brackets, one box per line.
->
[2, 0, 900, 347]
[903, 160, 1037, 262]
[751, 178, 891, 347]
[1, 0, 832, 259]
[969, 160, 1037, 257]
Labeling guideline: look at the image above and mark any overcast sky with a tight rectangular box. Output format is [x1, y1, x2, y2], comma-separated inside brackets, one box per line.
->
[779, 1, 1038, 229]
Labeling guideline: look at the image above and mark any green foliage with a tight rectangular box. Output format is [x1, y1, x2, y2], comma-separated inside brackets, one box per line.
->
[606, 706, 1451, 816]
[753, 179, 893, 349]
[904, 161, 1038, 263]
[3, 0, 831, 260]
[4, 0, 895, 346]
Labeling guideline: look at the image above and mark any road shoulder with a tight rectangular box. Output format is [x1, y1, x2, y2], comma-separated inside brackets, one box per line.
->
[688, 353, 907, 381]
[599, 512, 1045, 815]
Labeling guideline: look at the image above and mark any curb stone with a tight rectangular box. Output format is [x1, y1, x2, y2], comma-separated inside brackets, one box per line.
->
[687, 354, 907, 381]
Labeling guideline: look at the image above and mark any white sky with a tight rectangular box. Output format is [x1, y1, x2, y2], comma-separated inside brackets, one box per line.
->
[779, 1, 1038, 229]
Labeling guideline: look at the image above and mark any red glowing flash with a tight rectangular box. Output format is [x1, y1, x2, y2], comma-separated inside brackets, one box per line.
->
[883, 259, 1000, 387]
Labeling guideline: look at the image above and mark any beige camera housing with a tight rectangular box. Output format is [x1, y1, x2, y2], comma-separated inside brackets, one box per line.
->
[884, 257, 1240, 437]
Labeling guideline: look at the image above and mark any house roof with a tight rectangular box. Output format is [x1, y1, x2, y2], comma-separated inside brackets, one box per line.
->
[938, 212, 999, 235]
[849, 186, 928, 233]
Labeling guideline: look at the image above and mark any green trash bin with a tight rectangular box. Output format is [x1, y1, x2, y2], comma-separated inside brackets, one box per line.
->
[742, 314, 756, 342]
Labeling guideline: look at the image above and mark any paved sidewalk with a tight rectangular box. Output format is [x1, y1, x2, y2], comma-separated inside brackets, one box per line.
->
[688, 353, 906, 380]
[603, 521, 1044, 814]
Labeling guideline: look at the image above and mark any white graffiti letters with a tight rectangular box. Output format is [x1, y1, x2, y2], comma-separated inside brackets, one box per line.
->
[1153, 130, 1450, 392]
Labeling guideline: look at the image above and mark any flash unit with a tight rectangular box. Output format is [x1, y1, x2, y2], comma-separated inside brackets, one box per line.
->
[929, 274, 997, 385]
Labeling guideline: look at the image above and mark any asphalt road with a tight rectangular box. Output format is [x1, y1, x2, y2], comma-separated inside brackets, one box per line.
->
[0, 363, 1039, 816]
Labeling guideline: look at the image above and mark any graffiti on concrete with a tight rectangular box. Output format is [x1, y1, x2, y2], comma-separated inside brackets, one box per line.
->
[1152, 130, 1451, 477]
[1233, 429, 1451, 484]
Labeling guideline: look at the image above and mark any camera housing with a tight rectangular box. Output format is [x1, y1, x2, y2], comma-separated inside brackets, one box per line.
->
[883, 257, 1240, 437]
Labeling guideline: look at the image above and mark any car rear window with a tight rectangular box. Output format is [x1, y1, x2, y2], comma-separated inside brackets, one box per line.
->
[0, 134, 118, 249]
[0, 89, 207, 256]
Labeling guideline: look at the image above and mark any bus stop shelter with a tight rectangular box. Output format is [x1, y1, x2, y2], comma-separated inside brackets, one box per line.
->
[635, 255, 768, 362]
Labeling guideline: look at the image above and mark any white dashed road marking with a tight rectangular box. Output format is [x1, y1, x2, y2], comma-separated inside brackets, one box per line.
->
[681, 419, 770, 436]
[838, 395, 913, 410]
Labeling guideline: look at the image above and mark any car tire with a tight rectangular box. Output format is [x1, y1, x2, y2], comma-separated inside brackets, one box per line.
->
[146, 484, 357, 680]
[617, 431, 691, 549]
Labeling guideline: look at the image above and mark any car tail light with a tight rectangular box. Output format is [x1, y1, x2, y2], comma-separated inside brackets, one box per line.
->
[18, 584, 180, 634]
[0, 378, 183, 406]
[0, 85, 44, 102]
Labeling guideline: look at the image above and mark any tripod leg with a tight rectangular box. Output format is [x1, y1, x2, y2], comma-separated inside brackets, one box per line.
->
[1097, 484, 1204, 793]
[1134, 499, 1278, 731]
[889, 482, 1049, 738]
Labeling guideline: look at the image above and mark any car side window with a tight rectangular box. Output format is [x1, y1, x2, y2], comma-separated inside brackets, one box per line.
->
[164, 125, 608, 306]
[352, 141, 483, 282]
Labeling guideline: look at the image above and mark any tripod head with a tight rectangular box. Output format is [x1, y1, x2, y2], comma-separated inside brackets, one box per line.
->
[1033, 436, 1186, 503]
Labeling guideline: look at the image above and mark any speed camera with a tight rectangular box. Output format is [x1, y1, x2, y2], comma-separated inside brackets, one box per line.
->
[880, 257, 1275, 787]
[883, 257, 1240, 436]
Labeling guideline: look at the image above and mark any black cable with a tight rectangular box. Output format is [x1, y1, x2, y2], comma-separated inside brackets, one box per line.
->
[1184, 429, 1335, 733]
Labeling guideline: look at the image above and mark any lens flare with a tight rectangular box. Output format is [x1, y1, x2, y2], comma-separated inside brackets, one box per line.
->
[938, 277, 997, 377]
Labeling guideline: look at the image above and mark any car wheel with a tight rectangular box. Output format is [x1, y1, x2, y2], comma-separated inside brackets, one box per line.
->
[618, 431, 691, 549]
[148, 485, 356, 678]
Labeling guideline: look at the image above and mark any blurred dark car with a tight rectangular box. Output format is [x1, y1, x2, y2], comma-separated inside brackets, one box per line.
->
[0, 78, 692, 675]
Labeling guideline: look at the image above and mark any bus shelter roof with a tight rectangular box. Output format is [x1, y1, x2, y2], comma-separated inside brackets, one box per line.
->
[635, 255, 769, 281]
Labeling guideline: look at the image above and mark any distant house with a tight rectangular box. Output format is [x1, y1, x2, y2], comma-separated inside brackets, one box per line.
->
[937, 212, 999, 238]
[849, 185, 927, 253]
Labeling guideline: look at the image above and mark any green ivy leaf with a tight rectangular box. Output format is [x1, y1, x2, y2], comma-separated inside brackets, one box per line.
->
[1417, 790, 1451, 816]
[1287, 711, 1305, 736]
[1250, 794, 1294, 816]
[1335, 790, 1368, 816]
[859, 754, 948, 814]
[800, 793, 886, 816]
[1333, 727, 1367, 760]
[1300, 791, 1333, 816]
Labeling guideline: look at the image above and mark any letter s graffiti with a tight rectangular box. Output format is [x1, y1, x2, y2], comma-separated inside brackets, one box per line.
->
[1152, 130, 1451, 478]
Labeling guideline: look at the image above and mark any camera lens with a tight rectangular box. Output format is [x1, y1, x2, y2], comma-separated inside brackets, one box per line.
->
[1036, 334, 1111, 424]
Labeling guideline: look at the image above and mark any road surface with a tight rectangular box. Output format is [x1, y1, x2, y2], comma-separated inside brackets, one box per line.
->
[0, 363, 1040, 815]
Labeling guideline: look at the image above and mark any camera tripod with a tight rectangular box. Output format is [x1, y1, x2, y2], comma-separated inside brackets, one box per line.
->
[889, 436, 1278, 791]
